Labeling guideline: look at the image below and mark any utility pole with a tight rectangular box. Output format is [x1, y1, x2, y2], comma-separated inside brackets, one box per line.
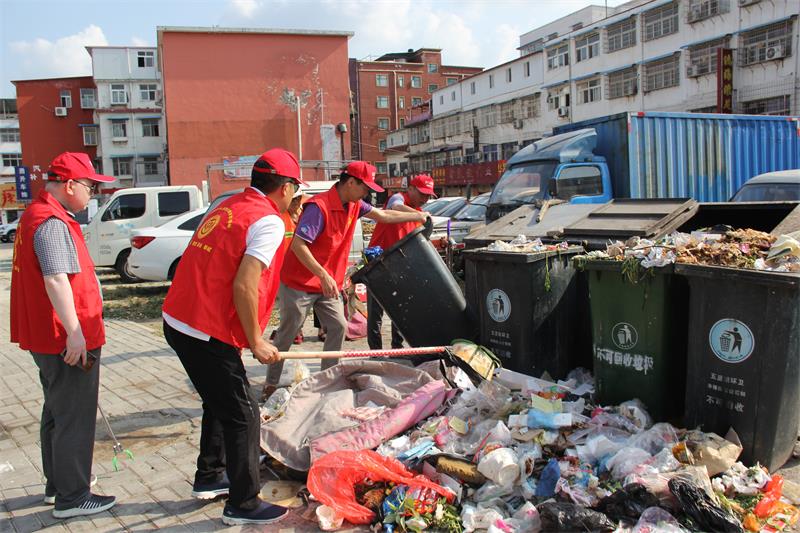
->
[296, 95, 303, 178]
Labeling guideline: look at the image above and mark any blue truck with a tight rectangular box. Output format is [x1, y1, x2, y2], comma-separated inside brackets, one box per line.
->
[485, 111, 800, 222]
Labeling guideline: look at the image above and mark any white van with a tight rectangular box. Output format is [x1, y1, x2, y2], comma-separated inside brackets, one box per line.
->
[83, 185, 202, 281]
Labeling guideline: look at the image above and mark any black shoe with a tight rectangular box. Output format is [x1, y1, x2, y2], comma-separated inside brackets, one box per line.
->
[44, 474, 97, 505]
[221, 501, 289, 525]
[52, 493, 116, 518]
[191, 472, 230, 499]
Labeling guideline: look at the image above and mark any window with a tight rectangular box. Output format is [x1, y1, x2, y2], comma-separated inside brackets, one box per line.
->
[60, 90, 72, 108]
[489, 74, 494, 89]
[142, 119, 160, 137]
[439, 95, 444, 105]
[428, 84, 438, 93]
[741, 95, 791, 116]
[158, 191, 189, 216]
[412, 97, 423, 106]
[445, 116, 459, 136]
[399, 96, 405, 109]
[606, 18, 636, 52]
[478, 105, 497, 128]
[137, 50, 154, 68]
[379, 140, 387, 152]
[499, 101, 515, 123]
[739, 20, 794, 67]
[82, 126, 98, 146]
[520, 95, 540, 118]
[575, 33, 600, 62]
[101, 193, 145, 221]
[376, 96, 389, 108]
[578, 78, 601, 104]
[112, 157, 132, 176]
[688, 38, 726, 76]
[377, 118, 389, 130]
[111, 119, 127, 139]
[376, 162, 388, 174]
[432, 118, 445, 139]
[142, 157, 159, 176]
[482, 144, 498, 162]
[687, 0, 730, 23]
[0, 128, 19, 142]
[506, 68, 512, 83]
[178, 213, 204, 231]
[446, 78, 457, 86]
[397, 75, 404, 87]
[139, 84, 158, 101]
[524, 61, 531, 77]
[399, 118, 405, 128]
[643, 55, 680, 92]
[376, 74, 389, 87]
[80, 88, 96, 109]
[427, 63, 438, 73]
[548, 92, 561, 110]
[470, 81, 476, 94]
[111, 84, 127, 104]
[546, 44, 570, 69]
[501, 142, 518, 160]
[607, 67, 638, 99]
[643, 3, 679, 41]
[553, 166, 603, 200]
[411, 76, 422, 88]
[451, 91, 456, 101]
[2, 154, 22, 167]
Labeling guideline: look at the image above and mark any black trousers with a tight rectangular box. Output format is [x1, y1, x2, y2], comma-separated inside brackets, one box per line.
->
[366, 291, 404, 350]
[163, 322, 260, 510]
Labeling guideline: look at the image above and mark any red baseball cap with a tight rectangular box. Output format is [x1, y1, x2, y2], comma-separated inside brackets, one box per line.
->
[344, 161, 384, 193]
[48, 152, 115, 183]
[252, 148, 307, 185]
[410, 174, 437, 197]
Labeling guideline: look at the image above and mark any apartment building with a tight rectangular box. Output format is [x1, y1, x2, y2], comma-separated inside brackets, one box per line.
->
[87, 46, 167, 187]
[0, 99, 24, 223]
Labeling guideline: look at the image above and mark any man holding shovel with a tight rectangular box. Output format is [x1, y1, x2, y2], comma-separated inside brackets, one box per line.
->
[162, 148, 304, 526]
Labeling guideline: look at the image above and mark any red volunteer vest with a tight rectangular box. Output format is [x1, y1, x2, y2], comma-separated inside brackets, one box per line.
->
[162, 188, 285, 349]
[281, 186, 360, 293]
[10, 190, 105, 353]
[368, 192, 421, 250]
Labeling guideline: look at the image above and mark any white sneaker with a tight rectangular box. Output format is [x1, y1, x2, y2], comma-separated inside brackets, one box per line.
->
[52, 493, 116, 519]
[44, 474, 97, 505]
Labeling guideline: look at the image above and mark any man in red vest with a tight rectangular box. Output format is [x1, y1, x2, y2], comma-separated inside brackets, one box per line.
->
[366, 174, 436, 349]
[162, 149, 304, 526]
[263, 162, 427, 397]
[10, 152, 117, 519]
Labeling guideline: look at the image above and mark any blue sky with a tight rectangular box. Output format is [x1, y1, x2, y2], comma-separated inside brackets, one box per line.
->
[1, 0, 630, 98]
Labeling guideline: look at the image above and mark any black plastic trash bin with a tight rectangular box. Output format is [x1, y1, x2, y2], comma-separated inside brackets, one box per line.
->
[677, 264, 800, 471]
[463, 246, 592, 379]
[351, 222, 474, 347]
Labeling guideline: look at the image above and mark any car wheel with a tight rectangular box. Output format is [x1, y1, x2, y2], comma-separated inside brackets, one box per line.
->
[115, 249, 140, 283]
[7, 230, 16, 243]
[167, 257, 181, 281]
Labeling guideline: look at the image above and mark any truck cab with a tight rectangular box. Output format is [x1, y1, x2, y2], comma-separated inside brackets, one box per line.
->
[486, 129, 612, 221]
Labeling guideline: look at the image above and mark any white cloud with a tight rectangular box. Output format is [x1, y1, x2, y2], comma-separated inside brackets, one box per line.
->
[10, 25, 108, 79]
[130, 36, 150, 47]
[229, 0, 263, 18]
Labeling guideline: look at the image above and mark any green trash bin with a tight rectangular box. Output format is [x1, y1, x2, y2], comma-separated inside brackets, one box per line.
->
[676, 264, 800, 471]
[582, 260, 689, 422]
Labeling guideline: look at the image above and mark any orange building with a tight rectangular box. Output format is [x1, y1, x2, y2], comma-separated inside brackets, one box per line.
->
[157, 27, 353, 197]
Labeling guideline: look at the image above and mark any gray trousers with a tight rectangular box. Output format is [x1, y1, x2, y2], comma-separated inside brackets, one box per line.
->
[32, 349, 101, 510]
[265, 283, 346, 387]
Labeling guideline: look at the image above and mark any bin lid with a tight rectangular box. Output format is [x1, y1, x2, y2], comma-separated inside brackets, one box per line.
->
[675, 263, 800, 286]
[463, 245, 585, 263]
[464, 203, 597, 247]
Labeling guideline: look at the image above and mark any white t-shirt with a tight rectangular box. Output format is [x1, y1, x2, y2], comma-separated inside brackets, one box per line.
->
[163, 187, 284, 341]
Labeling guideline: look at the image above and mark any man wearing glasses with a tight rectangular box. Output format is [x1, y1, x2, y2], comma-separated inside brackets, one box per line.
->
[264, 161, 428, 398]
[162, 148, 304, 526]
[10, 152, 117, 519]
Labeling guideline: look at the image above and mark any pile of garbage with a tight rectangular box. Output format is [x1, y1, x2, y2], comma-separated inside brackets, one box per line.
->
[578, 228, 800, 272]
[298, 367, 800, 532]
[486, 235, 570, 254]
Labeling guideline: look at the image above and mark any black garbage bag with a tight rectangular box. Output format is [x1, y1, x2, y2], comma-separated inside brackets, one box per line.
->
[595, 483, 660, 523]
[668, 478, 744, 533]
[539, 501, 616, 532]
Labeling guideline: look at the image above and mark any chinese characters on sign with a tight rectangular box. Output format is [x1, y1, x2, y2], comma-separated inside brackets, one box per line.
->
[594, 346, 655, 375]
[705, 372, 746, 413]
[716, 48, 734, 114]
[488, 329, 513, 359]
[14, 166, 32, 202]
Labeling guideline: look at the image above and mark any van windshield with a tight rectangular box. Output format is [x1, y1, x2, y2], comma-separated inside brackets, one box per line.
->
[731, 183, 800, 202]
[489, 161, 557, 206]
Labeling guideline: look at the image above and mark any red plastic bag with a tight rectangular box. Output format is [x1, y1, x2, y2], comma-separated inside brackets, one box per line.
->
[307, 450, 455, 525]
[755, 475, 784, 519]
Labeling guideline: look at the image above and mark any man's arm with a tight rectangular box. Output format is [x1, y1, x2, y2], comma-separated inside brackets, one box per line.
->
[364, 207, 428, 225]
[290, 237, 338, 298]
[232, 255, 279, 364]
[43, 274, 86, 366]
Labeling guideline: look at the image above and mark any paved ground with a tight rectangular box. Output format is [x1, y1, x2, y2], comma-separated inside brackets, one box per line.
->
[0, 243, 381, 532]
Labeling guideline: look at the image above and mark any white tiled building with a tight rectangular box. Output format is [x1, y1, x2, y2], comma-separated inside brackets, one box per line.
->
[394, 0, 798, 192]
[87, 46, 167, 187]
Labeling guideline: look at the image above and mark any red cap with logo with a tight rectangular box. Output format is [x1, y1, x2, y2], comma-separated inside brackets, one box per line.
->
[410, 174, 437, 197]
[344, 161, 384, 193]
[47, 152, 115, 183]
[252, 148, 307, 185]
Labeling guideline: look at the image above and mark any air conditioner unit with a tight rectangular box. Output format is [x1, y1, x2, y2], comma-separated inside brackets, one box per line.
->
[765, 44, 787, 60]
[686, 65, 701, 77]
[738, 0, 759, 6]
[557, 106, 570, 117]
[54, 107, 67, 117]
[513, 119, 524, 129]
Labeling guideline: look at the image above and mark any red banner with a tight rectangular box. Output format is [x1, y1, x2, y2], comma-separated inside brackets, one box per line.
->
[716, 48, 733, 114]
[432, 160, 506, 186]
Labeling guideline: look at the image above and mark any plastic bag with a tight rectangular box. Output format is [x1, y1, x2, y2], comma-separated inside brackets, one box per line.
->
[292, 361, 310, 384]
[477, 448, 519, 488]
[307, 450, 453, 525]
[627, 423, 679, 455]
[316, 504, 344, 531]
[576, 434, 627, 466]
[596, 483, 660, 524]
[668, 477, 743, 533]
[619, 399, 653, 430]
[538, 501, 615, 532]
[607, 447, 652, 480]
[632, 507, 690, 533]
[535, 458, 561, 498]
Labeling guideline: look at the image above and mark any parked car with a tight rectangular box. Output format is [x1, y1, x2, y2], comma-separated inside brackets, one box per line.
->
[730, 170, 800, 202]
[422, 196, 466, 216]
[127, 208, 207, 281]
[430, 193, 491, 244]
[0, 221, 18, 243]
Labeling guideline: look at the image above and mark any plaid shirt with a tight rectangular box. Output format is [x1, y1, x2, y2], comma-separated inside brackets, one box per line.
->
[33, 217, 80, 276]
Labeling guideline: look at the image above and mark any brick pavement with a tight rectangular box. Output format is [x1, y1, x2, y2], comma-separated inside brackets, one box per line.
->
[0, 243, 380, 532]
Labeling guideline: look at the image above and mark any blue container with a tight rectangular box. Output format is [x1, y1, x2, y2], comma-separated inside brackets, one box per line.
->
[554, 112, 800, 202]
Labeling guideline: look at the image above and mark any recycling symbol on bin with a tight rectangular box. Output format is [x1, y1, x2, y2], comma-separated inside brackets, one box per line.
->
[612, 322, 638, 350]
[709, 319, 754, 363]
[486, 289, 511, 323]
